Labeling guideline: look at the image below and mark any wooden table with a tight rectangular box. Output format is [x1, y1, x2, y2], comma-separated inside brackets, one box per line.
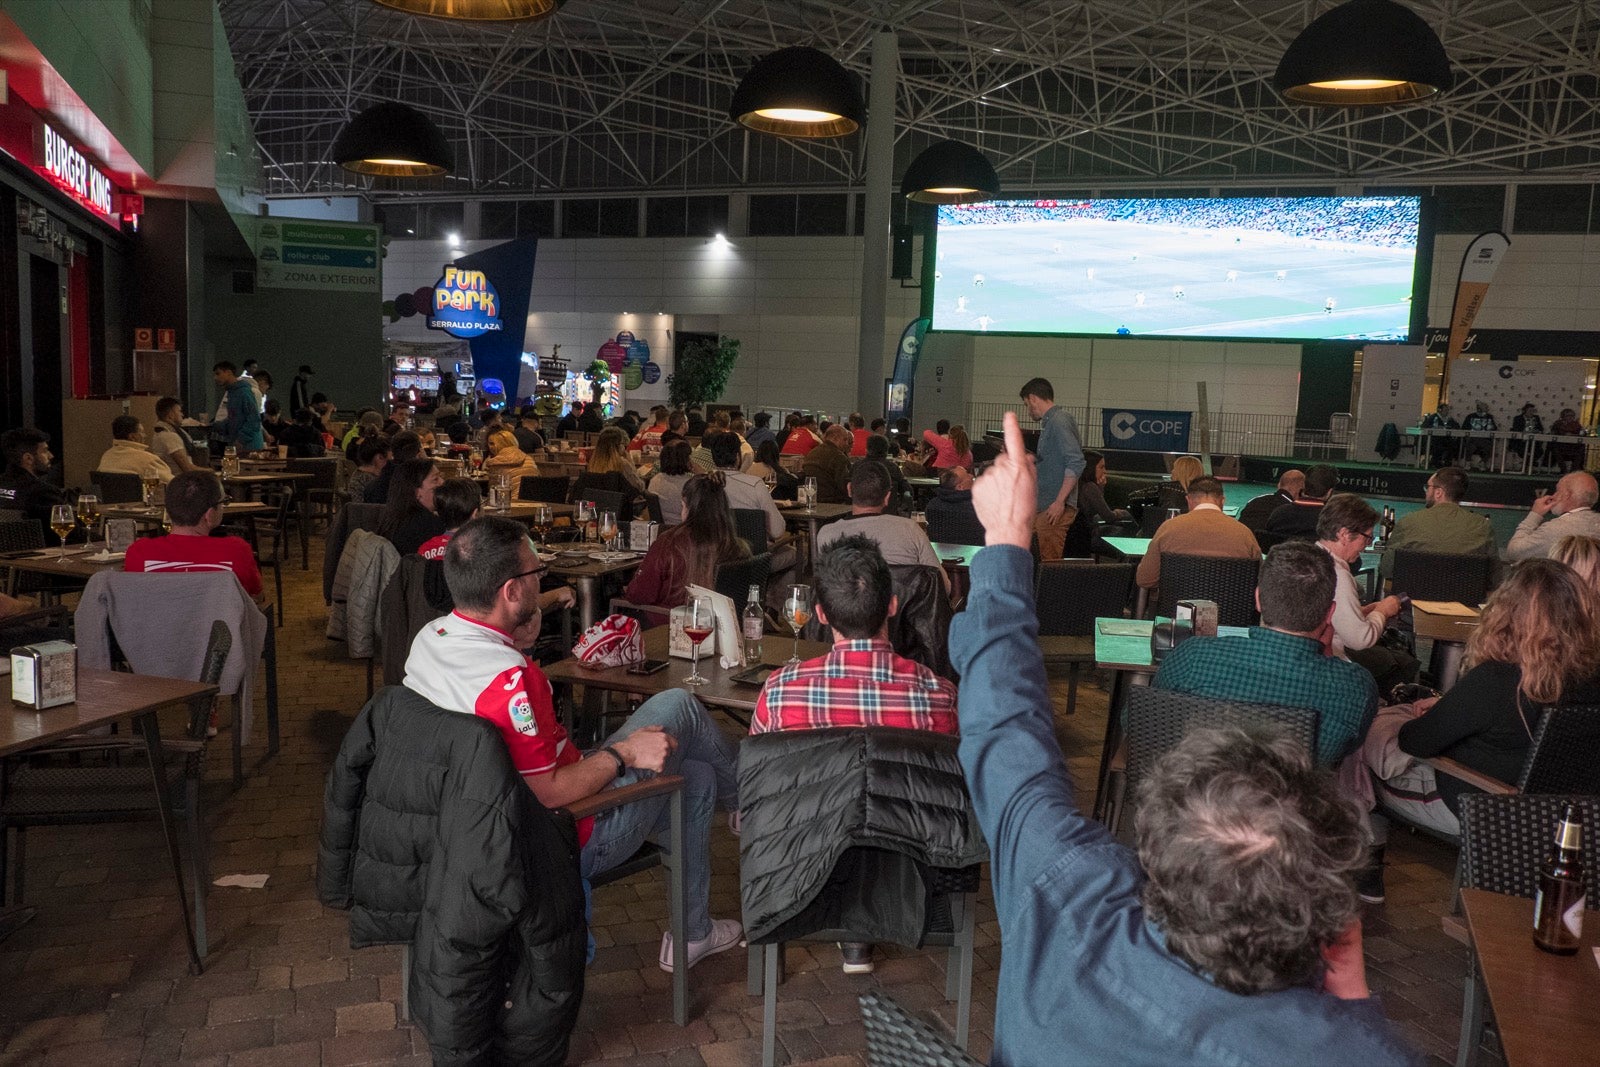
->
[543, 549, 646, 630]
[0, 546, 124, 600]
[1412, 603, 1481, 690]
[543, 626, 831, 727]
[220, 471, 313, 499]
[0, 669, 217, 971]
[775, 502, 853, 569]
[102, 501, 272, 525]
[1461, 887, 1600, 1067]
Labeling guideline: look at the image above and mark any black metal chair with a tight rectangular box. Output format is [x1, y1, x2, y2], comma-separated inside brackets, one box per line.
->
[322, 502, 385, 605]
[518, 474, 571, 503]
[644, 492, 664, 525]
[245, 487, 293, 626]
[0, 518, 84, 600]
[1106, 687, 1319, 832]
[1454, 795, 1600, 1067]
[730, 507, 768, 553]
[1153, 553, 1261, 626]
[1390, 549, 1495, 606]
[0, 621, 230, 957]
[859, 991, 980, 1067]
[90, 471, 143, 504]
[1035, 561, 1134, 716]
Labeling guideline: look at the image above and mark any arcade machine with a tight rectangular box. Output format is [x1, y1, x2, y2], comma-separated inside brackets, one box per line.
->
[387, 352, 439, 410]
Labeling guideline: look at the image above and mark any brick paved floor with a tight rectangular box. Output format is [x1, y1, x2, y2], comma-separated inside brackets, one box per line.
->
[0, 543, 1500, 1066]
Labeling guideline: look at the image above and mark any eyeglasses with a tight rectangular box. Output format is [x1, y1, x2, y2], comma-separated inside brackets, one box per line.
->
[507, 566, 547, 585]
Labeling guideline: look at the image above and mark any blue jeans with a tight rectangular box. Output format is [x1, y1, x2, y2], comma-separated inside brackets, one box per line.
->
[579, 688, 740, 941]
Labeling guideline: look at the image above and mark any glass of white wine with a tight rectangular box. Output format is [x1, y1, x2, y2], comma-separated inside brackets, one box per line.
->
[50, 504, 75, 561]
[76, 493, 101, 552]
[785, 584, 813, 664]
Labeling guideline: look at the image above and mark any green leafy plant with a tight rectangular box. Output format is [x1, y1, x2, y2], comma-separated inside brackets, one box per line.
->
[668, 335, 740, 409]
[588, 359, 611, 381]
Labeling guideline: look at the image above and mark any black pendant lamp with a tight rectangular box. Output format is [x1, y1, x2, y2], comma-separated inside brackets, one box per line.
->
[901, 140, 1000, 204]
[1274, 0, 1452, 105]
[729, 46, 865, 138]
[372, 0, 560, 20]
[331, 102, 454, 178]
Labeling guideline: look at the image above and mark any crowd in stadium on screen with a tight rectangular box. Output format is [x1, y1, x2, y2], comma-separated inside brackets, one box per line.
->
[940, 196, 1420, 248]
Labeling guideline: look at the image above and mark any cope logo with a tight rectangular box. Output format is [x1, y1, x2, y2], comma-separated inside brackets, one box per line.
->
[1499, 365, 1515, 379]
[1109, 412, 1138, 440]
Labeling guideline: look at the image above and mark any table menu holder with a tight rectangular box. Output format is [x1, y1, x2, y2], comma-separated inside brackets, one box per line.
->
[684, 583, 741, 667]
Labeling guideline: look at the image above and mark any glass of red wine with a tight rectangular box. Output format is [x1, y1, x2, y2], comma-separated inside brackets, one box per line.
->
[682, 596, 714, 687]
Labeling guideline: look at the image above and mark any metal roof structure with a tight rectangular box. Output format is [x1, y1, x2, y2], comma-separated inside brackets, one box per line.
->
[219, 0, 1600, 200]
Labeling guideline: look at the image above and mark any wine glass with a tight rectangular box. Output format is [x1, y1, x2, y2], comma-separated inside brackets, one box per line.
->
[76, 493, 101, 552]
[802, 478, 817, 508]
[762, 469, 777, 492]
[140, 475, 160, 507]
[682, 596, 715, 686]
[599, 511, 619, 557]
[784, 584, 812, 664]
[50, 504, 75, 560]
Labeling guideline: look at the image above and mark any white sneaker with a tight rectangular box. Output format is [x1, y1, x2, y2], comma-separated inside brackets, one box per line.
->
[659, 918, 743, 972]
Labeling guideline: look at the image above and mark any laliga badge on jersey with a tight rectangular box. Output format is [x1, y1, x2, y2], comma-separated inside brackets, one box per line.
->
[508, 691, 537, 736]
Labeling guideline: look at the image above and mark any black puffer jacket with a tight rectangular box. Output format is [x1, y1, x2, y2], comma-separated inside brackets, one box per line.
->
[318, 686, 585, 1066]
[738, 727, 987, 947]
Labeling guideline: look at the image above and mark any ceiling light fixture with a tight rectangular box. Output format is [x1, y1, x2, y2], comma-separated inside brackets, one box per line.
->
[372, 0, 561, 21]
[901, 140, 1001, 204]
[1274, 0, 1452, 105]
[729, 46, 865, 138]
[330, 101, 454, 177]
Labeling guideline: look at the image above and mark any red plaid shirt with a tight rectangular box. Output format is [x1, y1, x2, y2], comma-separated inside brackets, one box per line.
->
[750, 638, 959, 736]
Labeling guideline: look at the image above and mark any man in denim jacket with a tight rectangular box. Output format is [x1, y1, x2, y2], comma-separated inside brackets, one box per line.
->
[952, 413, 1420, 1067]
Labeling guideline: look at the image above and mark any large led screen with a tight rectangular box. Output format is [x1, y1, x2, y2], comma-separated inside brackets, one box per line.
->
[929, 196, 1426, 341]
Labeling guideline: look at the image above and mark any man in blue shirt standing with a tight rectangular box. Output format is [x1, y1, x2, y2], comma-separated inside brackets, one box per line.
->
[951, 412, 1419, 1067]
[1018, 376, 1084, 560]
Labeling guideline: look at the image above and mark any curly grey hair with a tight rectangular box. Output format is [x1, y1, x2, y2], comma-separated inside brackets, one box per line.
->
[1134, 725, 1366, 995]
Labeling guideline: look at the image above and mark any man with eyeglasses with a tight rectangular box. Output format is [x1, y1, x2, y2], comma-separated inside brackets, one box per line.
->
[403, 516, 745, 973]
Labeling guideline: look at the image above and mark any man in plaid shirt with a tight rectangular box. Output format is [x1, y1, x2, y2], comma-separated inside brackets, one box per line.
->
[751, 533, 958, 971]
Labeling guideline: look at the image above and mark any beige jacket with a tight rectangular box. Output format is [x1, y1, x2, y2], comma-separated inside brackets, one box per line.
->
[97, 439, 174, 483]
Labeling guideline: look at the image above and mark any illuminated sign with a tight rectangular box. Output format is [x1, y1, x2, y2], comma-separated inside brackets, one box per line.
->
[428, 266, 503, 339]
[41, 124, 115, 223]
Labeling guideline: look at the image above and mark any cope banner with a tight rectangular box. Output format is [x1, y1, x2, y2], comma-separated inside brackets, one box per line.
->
[1101, 409, 1192, 452]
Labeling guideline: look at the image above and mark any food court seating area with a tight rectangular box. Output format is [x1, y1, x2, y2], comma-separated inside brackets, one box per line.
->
[0, 533, 1485, 1066]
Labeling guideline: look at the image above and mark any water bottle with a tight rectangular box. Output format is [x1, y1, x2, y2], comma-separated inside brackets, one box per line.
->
[742, 585, 764, 666]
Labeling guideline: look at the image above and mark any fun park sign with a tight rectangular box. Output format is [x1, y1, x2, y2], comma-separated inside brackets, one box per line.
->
[427, 266, 503, 339]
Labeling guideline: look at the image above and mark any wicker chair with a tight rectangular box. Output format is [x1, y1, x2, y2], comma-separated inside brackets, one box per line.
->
[0, 621, 230, 957]
[90, 470, 143, 504]
[859, 991, 980, 1067]
[730, 507, 768, 552]
[1106, 687, 1319, 832]
[287, 456, 341, 569]
[1035, 561, 1134, 716]
[1454, 795, 1600, 1067]
[714, 552, 771, 606]
[1390, 549, 1495, 605]
[1153, 553, 1261, 627]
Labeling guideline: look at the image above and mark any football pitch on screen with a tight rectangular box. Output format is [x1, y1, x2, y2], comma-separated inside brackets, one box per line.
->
[931, 220, 1417, 340]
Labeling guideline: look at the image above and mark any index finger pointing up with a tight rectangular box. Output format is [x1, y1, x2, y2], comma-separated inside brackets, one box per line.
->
[1003, 411, 1025, 462]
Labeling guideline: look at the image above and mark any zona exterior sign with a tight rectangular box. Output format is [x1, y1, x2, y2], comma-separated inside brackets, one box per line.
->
[428, 266, 503, 339]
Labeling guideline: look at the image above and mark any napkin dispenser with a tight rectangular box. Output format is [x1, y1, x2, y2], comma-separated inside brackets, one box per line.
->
[628, 519, 658, 550]
[11, 640, 77, 709]
[1149, 600, 1216, 663]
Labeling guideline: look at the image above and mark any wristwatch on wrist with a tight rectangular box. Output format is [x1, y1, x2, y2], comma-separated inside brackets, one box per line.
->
[601, 745, 627, 778]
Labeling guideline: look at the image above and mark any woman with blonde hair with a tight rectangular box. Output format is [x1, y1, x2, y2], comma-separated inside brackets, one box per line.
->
[1551, 534, 1600, 591]
[1169, 455, 1204, 490]
[483, 428, 540, 487]
[947, 425, 974, 470]
[1383, 558, 1600, 831]
[571, 425, 647, 507]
